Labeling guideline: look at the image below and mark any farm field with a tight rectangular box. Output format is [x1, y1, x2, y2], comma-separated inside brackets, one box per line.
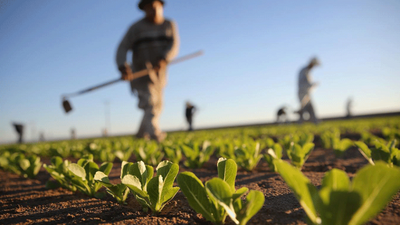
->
[1, 116, 400, 225]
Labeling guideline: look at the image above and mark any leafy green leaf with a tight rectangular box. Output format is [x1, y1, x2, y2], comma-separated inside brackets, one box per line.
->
[236, 190, 265, 225]
[349, 162, 400, 225]
[205, 178, 237, 224]
[355, 141, 374, 165]
[273, 159, 319, 224]
[217, 158, 237, 192]
[121, 174, 148, 198]
[68, 163, 86, 180]
[177, 172, 216, 223]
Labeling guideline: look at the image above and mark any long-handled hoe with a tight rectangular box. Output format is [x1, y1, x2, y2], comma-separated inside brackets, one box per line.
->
[62, 50, 203, 113]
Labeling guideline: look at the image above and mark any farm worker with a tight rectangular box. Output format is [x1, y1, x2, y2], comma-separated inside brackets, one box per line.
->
[185, 101, 196, 131]
[12, 123, 24, 143]
[346, 97, 353, 118]
[297, 57, 320, 124]
[276, 106, 288, 124]
[116, 0, 179, 142]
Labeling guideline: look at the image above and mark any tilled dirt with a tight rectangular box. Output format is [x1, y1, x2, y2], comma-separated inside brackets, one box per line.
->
[1, 145, 400, 224]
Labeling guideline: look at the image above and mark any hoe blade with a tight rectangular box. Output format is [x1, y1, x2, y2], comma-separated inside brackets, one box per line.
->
[62, 99, 73, 113]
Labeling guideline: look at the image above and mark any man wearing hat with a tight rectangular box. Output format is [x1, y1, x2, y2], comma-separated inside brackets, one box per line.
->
[116, 0, 179, 141]
[297, 57, 320, 124]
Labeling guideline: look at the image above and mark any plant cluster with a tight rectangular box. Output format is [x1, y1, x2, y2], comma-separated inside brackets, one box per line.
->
[272, 158, 400, 225]
[177, 158, 265, 225]
[44, 154, 112, 197]
[0, 151, 41, 178]
[355, 140, 400, 167]
[321, 129, 353, 157]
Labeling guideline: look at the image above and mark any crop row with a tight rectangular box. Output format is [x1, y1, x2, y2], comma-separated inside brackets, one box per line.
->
[1, 128, 399, 176]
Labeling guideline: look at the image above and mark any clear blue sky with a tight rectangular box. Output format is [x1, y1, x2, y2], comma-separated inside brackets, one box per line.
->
[1, 0, 400, 143]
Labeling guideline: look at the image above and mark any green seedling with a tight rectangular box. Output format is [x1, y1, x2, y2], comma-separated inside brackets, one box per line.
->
[121, 160, 179, 214]
[260, 137, 275, 150]
[263, 143, 282, 172]
[217, 141, 236, 160]
[177, 158, 265, 225]
[115, 146, 135, 162]
[321, 130, 353, 157]
[94, 161, 131, 204]
[163, 145, 182, 164]
[234, 141, 263, 171]
[286, 142, 314, 169]
[44, 156, 77, 191]
[382, 127, 400, 143]
[273, 158, 400, 225]
[361, 132, 386, 146]
[181, 140, 214, 168]
[68, 154, 113, 198]
[3, 153, 42, 179]
[135, 141, 165, 166]
[355, 140, 400, 167]
[279, 133, 314, 152]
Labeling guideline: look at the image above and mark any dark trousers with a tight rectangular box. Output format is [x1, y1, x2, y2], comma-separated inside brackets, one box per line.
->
[186, 116, 193, 131]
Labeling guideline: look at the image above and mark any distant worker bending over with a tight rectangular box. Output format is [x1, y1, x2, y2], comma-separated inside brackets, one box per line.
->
[297, 57, 320, 124]
[276, 106, 288, 123]
[116, 0, 179, 142]
[12, 123, 24, 143]
[185, 101, 196, 131]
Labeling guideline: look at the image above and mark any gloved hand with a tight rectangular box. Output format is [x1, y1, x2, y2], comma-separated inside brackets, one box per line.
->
[119, 63, 134, 81]
[155, 58, 167, 73]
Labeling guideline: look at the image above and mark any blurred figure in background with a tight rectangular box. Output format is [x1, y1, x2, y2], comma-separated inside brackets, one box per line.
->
[276, 106, 288, 123]
[39, 132, 45, 142]
[297, 57, 320, 124]
[185, 101, 196, 131]
[12, 123, 24, 143]
[71, 128, 76, 140]
[346, 97, 353, 118]
[116, 0, 179, 142]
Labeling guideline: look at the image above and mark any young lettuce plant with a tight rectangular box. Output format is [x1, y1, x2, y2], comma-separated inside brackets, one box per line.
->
[94, 161, 131, 204]
[263, 143, 282, 172]
[216, 140, 236, 160]
[382, 127, 400, 142]
[285, 142, 314, 169]
[355, 140, 400, 167]
[273, 158, 400, 225]
[43, 156, 77, 191]
[361, 132, 387, 146]
[2, 152, 42, 178]
[234, 141, 263, 171]
[177, 158, 265, 225]
[121, 160, 179, 214]
[115, 146, 135, 162]
[321, 130, 353, 157]
[279, 133, 314, 153]
[135, 142, 165, 166]
[332, 138, 353, 157]
[68, 154, 113, 198]
[260, 137, 275, 151]
[181, 140, 214, 168]
[162, 145, 182, 164]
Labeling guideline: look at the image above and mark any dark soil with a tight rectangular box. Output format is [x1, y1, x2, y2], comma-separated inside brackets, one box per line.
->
[1, 139, 400, 224]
